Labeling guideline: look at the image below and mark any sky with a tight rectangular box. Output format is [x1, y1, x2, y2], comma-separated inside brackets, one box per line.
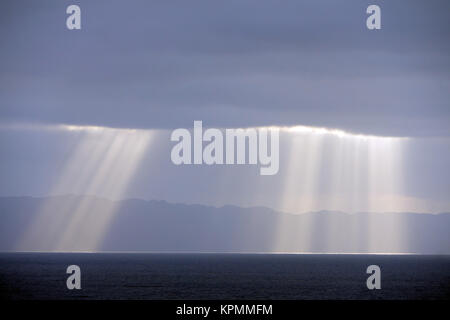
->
[1, 0, 450, 215]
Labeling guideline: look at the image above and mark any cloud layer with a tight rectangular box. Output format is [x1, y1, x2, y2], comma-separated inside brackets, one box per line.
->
[1, 0, 449, 136]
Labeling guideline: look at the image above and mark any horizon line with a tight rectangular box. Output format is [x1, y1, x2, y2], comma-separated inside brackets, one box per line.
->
[2, 250, 450, 256]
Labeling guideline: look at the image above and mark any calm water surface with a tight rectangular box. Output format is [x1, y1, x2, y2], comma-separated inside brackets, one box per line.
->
[0, 253, 449, 300]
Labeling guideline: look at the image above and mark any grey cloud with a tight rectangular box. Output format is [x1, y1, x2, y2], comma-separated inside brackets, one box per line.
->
[0, 0, 449, 136]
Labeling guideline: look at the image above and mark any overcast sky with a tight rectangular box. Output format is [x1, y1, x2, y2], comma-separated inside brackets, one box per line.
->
[1, 0, 449, 136]
[0, 1, 449, 213]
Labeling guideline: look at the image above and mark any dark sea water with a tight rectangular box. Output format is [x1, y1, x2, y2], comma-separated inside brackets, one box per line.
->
[0, 253, 449, 300]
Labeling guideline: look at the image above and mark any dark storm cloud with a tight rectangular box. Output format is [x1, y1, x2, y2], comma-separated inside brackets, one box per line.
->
[0, 0, 449, 136]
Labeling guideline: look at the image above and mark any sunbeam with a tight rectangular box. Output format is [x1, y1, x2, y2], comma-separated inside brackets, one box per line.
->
[271, 125, 408, 253]
[16, 125, 153, 252]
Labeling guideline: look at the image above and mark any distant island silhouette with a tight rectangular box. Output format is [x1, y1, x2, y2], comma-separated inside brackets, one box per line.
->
[1, 195, 449, 254]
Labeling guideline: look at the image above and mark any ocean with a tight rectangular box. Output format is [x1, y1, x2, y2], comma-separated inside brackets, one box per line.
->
[0, 253, 449, 300]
